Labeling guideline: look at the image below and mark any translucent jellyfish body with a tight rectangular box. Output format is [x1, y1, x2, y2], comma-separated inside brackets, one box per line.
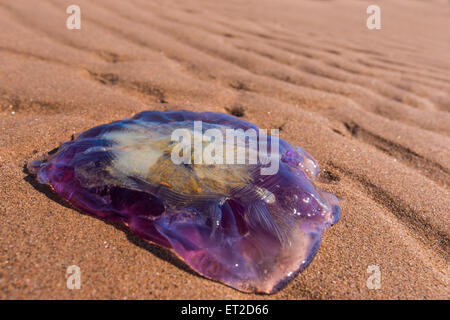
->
[28, 110, 340, 293]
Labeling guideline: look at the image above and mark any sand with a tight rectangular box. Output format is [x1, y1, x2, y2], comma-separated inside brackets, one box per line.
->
[0, 0, 449, 299]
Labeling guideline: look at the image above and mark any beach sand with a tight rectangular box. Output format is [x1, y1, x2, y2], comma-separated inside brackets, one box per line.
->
[0, 0, 449, 299]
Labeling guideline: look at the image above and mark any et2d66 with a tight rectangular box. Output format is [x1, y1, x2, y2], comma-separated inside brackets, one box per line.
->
[225, 304, 269, 315]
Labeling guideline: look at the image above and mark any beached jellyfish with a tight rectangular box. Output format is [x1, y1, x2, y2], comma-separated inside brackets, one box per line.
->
[28, 110, 340, 293]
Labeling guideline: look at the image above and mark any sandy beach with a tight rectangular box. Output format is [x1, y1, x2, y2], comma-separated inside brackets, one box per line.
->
[0, 0, 449, 299]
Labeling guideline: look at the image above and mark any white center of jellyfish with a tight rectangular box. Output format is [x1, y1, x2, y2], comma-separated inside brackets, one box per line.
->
[103, 129, 164, 178]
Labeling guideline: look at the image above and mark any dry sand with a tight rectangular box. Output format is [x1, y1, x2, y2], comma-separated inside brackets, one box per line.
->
[0, 0, 449, 299]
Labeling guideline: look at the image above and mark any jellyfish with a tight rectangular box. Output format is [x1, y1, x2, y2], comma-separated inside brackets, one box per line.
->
[28, 110, 340, 293]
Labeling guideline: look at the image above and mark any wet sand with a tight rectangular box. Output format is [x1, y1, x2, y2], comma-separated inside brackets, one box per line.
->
[0, 0, 449, 299]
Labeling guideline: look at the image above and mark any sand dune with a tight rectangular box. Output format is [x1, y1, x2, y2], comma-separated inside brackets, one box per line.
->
[0, 0, 448, 299]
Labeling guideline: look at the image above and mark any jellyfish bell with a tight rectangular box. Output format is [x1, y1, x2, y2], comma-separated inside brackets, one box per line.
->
[28, 110, 340, 293]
